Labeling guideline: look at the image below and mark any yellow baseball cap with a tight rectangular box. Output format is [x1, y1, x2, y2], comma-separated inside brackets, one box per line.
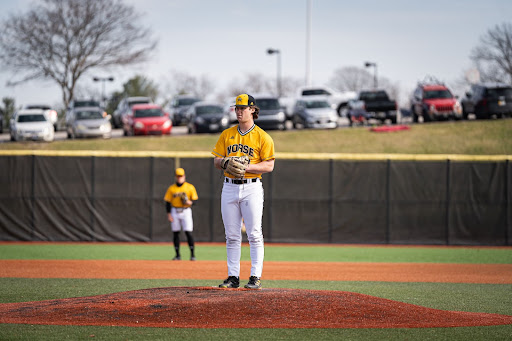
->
[175, 168, 185, 176]
[233, 94, 256, 107]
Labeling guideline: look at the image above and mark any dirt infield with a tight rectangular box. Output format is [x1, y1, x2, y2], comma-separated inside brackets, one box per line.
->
[1, 259, 511, 329]
[1, 286, 511, 329]
[1, 260, 511, 283]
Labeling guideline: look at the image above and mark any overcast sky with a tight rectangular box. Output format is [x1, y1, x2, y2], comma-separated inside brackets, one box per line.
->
[0, 0, 511, 108]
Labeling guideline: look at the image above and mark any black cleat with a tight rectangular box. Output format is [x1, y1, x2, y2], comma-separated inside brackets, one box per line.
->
[219, 276, 240, 288]
[244, 276, 262, 289]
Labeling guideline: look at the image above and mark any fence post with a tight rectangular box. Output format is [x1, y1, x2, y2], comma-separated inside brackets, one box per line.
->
[149, 157, 154, 241]
[267, 171, 274, 242]
[506, 159, 510, 245]
[209, 161, 215, 242]
[90, 156, 96, 241]
[386, 159, 391, 244]
[30, 155, 35, 240]
[445, 159, 451, 245]
[328, 159, 334, 243]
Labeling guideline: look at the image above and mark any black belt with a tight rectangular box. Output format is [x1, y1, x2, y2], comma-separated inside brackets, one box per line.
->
[225, 178, 259, 184]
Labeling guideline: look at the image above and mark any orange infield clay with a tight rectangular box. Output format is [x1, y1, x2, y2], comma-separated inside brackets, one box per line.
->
[1, 260, 511, 329]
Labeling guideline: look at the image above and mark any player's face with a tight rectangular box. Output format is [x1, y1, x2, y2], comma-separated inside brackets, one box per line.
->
[175, 175, 185, 184]
[235, 106, 254, 123]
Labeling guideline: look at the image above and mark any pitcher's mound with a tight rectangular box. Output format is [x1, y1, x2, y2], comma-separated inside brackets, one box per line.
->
[1, 286, 511, 328]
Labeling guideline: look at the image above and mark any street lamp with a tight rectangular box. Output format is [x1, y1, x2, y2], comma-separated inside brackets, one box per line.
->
[267, 48, 282, 97]
[93, 76, 114, 107]
[364, 62, 377, 89]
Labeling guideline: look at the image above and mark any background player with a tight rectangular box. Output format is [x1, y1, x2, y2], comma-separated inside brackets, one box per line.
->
[163, 167, 199, 260]
[212, 93, 275, 289]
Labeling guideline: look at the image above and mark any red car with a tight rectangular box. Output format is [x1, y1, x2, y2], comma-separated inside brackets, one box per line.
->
[122, 104, 172, 136]
[410, 78, 463, 122]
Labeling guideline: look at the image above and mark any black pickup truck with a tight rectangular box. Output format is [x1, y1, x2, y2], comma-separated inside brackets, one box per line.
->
[358, 90, 398, 124]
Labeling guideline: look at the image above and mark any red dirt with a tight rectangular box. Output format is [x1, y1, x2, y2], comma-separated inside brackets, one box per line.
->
[1, 260, 511, 283]
[1, 258, 511, 329]
[1, 286, 511, 329]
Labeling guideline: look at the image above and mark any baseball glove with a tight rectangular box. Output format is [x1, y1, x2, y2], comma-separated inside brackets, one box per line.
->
[178, 192, 189, 205]
[221, 155, 250, 178]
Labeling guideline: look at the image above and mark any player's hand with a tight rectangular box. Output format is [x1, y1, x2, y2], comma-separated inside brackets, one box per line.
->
[168, 213, 173, 223]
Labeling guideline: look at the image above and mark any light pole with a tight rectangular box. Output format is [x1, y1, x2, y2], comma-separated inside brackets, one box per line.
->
[267, 48, 282, 97]
[93, 76, 114, 107]
[364, 62, 377, 89]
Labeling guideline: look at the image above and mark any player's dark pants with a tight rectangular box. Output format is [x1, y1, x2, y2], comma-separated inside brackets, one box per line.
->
[173, 231, 194, 257]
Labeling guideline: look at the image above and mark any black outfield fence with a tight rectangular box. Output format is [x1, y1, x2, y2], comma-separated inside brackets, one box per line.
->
[0, 151, 510, 245]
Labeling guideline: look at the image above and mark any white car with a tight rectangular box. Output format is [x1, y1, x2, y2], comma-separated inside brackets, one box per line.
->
[296, 86, 357, 116]
[24, 104, 59, 131]
[10, 109, 55, 142]
[66, 107, 112, 139]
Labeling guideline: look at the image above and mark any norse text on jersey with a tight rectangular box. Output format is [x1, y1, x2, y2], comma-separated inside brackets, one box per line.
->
[227, 143, 254, 157]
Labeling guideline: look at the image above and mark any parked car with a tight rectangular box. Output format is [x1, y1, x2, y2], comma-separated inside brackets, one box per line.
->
[66, 107, 112, 139]
[461, 83, 512, 119]
[9, 109, 54, 142]
[112, 96, 152, 128]
[122, 104, 172, 136]
[253, 95, 287, 130]
[166, 95, 201, 126]
[410, 78, 462, 122]
[291, 97, 339, 129]
[186, 102, 229, 134]
[24, 104, 59, 131]
[357, 90, 399, 124]
[296, 86, 357, 116]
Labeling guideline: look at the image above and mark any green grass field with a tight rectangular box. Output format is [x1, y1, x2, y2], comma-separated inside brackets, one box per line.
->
[1, 119, 511, 155]
[0, 243, 511, 340]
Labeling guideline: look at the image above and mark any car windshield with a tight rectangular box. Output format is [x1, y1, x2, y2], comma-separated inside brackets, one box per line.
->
[25, 105, 51, 110]
[302, 89, 330, 96]
[305, 101, 330, 109]
[196, 105, 223, 115]
[424, 90, 453, 99]
[134, 108, 163, 118]
[485, 87, 512, 98]
[257, 99, 280, 110]
[17, 114, 47, 123]
[129, 100, 150, 106]
[360, 91, 389, 101]
[75, 100, 100, 107]
[76, 111, 104, 120]
[178, 98, 200, 106]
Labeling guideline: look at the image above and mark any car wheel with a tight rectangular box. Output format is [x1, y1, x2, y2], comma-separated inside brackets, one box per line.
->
[422, 110, 432, 123]
[412, 107, 419, 123]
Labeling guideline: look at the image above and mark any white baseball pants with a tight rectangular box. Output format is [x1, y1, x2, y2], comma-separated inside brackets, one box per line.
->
[221, 180, 264, 278]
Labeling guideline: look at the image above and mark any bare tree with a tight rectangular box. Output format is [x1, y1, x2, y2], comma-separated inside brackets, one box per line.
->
[328, 66, 374, 92]
[471, 22, 512, 84]
[328, 66, 401, 101]
[163, 70, 215, 100]
[0, 0, 157, 109]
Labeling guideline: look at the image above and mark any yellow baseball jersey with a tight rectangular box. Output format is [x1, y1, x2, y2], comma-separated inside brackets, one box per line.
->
[163, 182, 198, 208]
[212, 124, 275, 179]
